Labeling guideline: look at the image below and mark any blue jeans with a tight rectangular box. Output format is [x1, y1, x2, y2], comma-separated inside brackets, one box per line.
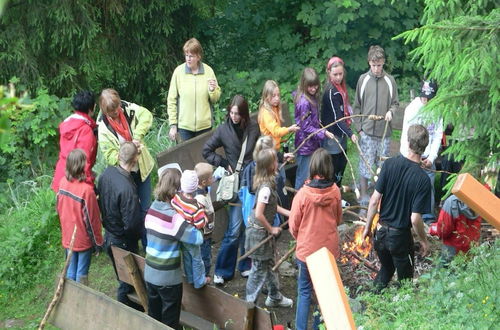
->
[200, 237, 212, 276]
[178, 128, 211, 142]
[182, 243, 206, 289]
[422, 165, 436, 223]
[214, 204, 250, 280]
[295, 154, 312, 190]
[66, 249, 92, 282]
[131, 171, 151, 248]
[295, 259, 321, 330]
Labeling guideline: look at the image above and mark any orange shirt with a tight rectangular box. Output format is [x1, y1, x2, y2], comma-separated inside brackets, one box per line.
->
[289, 183, 342, 262]
[258, 106, 289, 150]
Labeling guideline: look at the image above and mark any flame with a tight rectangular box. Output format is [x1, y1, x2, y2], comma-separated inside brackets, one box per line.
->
[343, 226, 372, 258]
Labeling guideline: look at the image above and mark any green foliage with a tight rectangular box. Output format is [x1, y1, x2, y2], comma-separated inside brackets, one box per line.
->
[0, 177, 62, 294]
[0, 84, 71, 182]
[396, 1, 499, 170]
[354, 240, 500, 329]
[0, 0, 211, 109]
[202, 0, 425, 106]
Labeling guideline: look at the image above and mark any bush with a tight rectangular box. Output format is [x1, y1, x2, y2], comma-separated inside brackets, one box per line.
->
[354, 240, 500, 329]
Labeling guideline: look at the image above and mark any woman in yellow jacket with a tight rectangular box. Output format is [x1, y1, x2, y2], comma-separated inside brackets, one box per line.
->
[167, 38, 221, 142]
[258, 80, 299, 150]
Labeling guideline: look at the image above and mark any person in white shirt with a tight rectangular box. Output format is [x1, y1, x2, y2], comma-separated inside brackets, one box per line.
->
[400, 80, 443, 223]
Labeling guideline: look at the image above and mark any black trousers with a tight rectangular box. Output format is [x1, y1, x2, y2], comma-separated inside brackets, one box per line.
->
[146, 282, 183, 330]
[373, 226, 414, 288]
[330, 152, 347, 187]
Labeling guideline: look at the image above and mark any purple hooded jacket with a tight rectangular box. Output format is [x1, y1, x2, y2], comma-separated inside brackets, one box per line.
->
[294, 92, 326, 156]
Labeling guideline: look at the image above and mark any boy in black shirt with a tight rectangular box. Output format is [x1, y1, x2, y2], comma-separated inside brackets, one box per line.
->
[362, 124, 431, 290]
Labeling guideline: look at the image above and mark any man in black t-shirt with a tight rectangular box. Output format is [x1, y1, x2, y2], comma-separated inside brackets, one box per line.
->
[362, 124, 431, 290]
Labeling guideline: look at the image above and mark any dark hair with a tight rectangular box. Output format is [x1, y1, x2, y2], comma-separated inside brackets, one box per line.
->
[227, 95, 250, 129]
[65, 149, 87, 182]
[309, 148, 334, 181]
[408, 124, 429, 155]
[71, 90, 95, 113]
[154, 168, 181, 201]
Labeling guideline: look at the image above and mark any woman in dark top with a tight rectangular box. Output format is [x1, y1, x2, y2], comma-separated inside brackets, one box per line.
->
[202, 95, 260, 284]
[321, 56, 358, 187]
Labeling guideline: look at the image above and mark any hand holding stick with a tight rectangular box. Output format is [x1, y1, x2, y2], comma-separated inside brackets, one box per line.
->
[237, 220, 289, 263]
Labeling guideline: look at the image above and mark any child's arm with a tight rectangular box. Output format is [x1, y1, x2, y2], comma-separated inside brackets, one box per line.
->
[277, 205, 290, 218]
[255, 201, 281, 236]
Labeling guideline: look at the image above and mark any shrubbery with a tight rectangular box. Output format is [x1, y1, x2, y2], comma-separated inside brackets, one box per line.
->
[354, 240, 499, 329]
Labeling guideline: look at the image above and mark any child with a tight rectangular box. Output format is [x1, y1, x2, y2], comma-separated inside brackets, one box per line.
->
[258, 80, 300, 151]
[144, 168, 203, 329]
[321, 57, 358, 188]
[245, 148, 293, 308]
[288, 148, 343, 329]
[194, 162, 215, 277]
[294, 67, 334, 189]
[429, 194, 481, 264]
[171, 170, 210, 288]
[56, 148, 103, 285]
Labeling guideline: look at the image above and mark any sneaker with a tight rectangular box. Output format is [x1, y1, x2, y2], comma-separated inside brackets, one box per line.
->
[241, 270, 251, 278]
[265, 296, 293, 308]
[213, 274, 224, 285]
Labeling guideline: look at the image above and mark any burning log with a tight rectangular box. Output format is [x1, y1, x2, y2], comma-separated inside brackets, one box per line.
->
[346, 251, 379, 273]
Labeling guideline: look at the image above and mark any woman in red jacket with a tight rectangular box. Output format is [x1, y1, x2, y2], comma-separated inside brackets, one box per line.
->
[57, 149, 103, 284]
[52, 91, 97, 192]
[289, 148, 343, 329]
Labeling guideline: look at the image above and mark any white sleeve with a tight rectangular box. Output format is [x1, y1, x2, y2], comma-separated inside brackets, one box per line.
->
[427, 118, 444, 164]
[257, 186, 271, 204]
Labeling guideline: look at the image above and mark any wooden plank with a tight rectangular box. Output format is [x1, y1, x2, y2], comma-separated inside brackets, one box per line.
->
[181, 282, 254, 330]
[124, 253, 149, 312]
[180, 310, 218, 330]
[452, 173, 500, 229]
[253, 306, 273, 330]
[306, 247, 356, 330]
[49, 280, 171, 330]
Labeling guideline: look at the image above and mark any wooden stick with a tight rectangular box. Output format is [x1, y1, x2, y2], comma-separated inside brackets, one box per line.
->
[343, 209, 366, 220]
[237, 220, 289, 262]
[38, 225, 77, 330]
[347, 251, 378, 273]
[272, 244, 296, 272]
[343, 205, 368, 212]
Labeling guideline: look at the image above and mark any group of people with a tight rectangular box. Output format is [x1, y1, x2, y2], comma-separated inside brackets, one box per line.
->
[52, 38, 483, 329]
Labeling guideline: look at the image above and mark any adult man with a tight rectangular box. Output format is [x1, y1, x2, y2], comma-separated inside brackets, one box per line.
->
[353, 45, 399, 207]
[400, 80, 443, 223]
[52, 90, 97, 192]
[362, 124, 431, 290]
[98, 142, 143, 308]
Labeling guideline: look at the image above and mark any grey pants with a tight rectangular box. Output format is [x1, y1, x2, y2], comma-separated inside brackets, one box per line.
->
[245, 259, 282, 303]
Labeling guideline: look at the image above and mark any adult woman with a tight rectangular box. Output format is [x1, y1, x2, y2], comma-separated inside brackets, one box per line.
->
[98, 88, 154, 233]
[321, 57, 358, 187]
[202, 95, 260, 284]
[167, 38, 221, 142]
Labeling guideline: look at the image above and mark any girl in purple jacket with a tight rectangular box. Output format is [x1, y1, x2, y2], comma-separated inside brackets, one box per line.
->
[294, 67, 334, 189]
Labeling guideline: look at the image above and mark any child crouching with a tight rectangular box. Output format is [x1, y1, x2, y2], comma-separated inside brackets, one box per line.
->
[171, 170, 210, 288]
[245, 148, 293, 308]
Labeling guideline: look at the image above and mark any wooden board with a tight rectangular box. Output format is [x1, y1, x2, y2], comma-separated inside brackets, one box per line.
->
[111, 246, 273, 329]
[306, 247, 356, 330]
[452, 173, 500, 229]
[49, 280, 171, 330]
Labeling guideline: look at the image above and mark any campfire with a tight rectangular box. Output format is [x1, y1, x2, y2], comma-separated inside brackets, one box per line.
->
[342, 226, 372, 260]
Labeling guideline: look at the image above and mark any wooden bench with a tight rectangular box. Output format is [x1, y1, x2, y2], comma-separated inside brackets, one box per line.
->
[49, 280, 171, 329]
[111, 246, 273, 330]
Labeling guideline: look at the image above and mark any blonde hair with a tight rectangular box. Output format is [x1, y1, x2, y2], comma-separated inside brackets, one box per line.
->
[99, 88, 121, 115]
[253, 148, 277, 191]
[65, 149, 86, 182]
[154, 168, 181, 201]
[183, 38, 203, 59]
[252, 135, 275, 160]
[295, 67, 320, 105]
[258, 80, 283, 124]
[367, 45, 385, 62]
[194, 162, 213, 183]
[118, 142, 138, 166]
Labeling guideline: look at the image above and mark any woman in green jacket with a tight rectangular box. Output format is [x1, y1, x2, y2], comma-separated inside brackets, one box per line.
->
[167, 38, 221, 142]
[98, 88, 155, 245]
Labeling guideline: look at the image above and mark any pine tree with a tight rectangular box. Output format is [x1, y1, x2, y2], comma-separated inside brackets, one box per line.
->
[397, 0, 499, 174]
